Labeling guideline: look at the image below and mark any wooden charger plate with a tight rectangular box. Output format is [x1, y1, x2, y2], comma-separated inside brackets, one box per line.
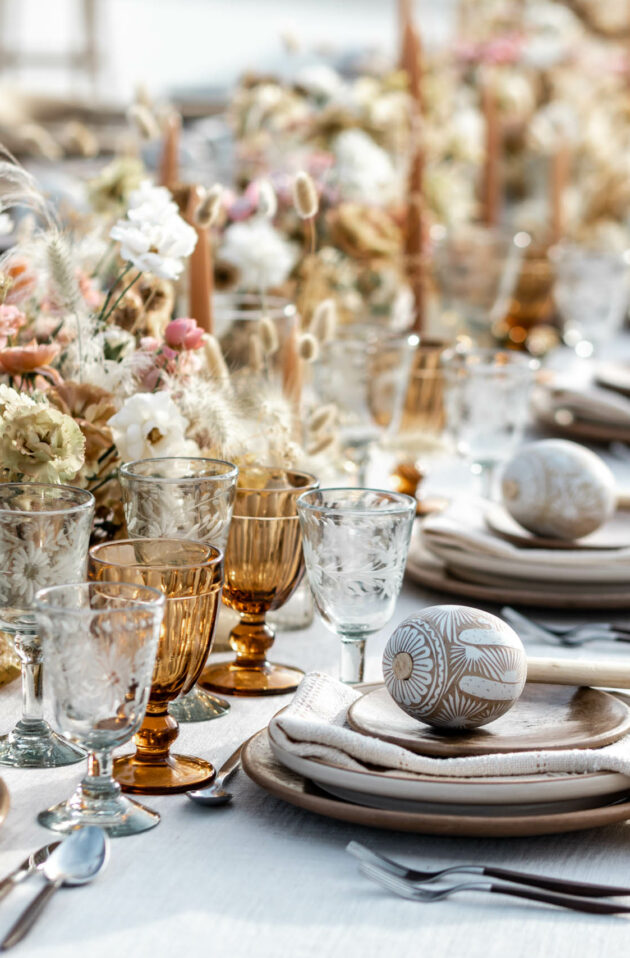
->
[346, 685, 630, 757]
[405, 550, 630, 609]
[242, 730, 630, 838]
[536, 408, 630, 444]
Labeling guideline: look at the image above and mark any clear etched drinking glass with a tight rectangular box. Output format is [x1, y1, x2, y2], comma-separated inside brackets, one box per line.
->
[119, 456, 237, 723]
[443, 348, 537, 499]
[35, 581, 165, 837]
[0, 482, 94, 768]
[297, 488, 416, 684]
[553, 246, 630, 358]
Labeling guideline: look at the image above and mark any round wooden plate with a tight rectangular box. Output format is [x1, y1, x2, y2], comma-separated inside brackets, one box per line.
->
[346, 685, 630, 757]
[536, 409, 630, 444]
[242, 730, 630, 838]
[405, 550, 630, 609]
[484, 501, 630, 551]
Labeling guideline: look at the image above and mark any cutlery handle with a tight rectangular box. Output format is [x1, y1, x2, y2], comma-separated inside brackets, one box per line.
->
[1, 880, 61, 950]
[218, 741, 245, 781]
[527, 657, 630, 689]
[0, 872, 23, 905]
[488, 882, 630, 915]
[484, 866, 630, 899]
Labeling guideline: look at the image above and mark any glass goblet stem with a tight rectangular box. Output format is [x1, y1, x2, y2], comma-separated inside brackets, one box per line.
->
[82, 748, 120, 803]
[17, 634, 45, 728]
[340, 635, 367, 685]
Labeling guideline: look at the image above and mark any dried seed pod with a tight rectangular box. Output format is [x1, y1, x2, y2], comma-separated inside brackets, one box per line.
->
[248, 332, 264, 371]
[195, 185, 223, 229]
[202, 334, 230, 384]
[63, 121, 99, 157]
[257, 179, 278, 220]
[307, 404, 336, 435]
[127, 103, 161, 140]
[297, 332, 320, 362]
[309, 298, 337, 343]
[292, 171, 319, 219]
[258, 314, 279, 355]
[306, 433, 335, 457]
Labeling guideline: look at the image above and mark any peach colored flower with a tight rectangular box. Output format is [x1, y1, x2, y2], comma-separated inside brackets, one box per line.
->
[3, 259, 37, 306]
[0, 304, 26, 348]
[0, 340, 60, 374]
[164, 317, 204, 350]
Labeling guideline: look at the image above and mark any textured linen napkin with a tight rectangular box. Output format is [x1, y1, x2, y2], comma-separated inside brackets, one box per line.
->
[533, 381, 630, 427]
[419, 500, 630, 573]
[270, 672, 630, 779]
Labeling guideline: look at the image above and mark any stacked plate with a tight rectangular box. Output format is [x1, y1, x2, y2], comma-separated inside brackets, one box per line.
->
[242, 684, 630, 837]
[406, 498, 630, 609]
[533, 377, 630, 443]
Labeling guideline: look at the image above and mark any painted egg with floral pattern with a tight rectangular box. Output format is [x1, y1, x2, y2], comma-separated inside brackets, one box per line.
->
[382, 605, 526, 730]
[501, 439, 616, 540]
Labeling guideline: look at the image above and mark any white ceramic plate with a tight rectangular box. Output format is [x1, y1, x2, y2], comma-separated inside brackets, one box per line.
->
[424, 538, 630, 586]
[267, 727, 630, 807]
[484, 501, 630, 551]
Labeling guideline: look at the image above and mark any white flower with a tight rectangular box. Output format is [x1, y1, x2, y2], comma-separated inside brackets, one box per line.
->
[332, 129, 399, 205]
[295, 64, 345, 101]
[220, 219, 297, 291]
[0, 213, 13, 236]
[107, 392, 199, 462]
[110, 180, 197, 280]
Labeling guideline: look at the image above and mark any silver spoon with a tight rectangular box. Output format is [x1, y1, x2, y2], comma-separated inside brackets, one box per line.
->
[1, 826, 109, 951]
[186, 740, 244, 806]
[0, 842, 60, 903]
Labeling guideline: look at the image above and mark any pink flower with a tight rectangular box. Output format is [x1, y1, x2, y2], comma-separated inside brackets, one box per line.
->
[77, 270, 103, 310]
[0, 340, 60, 374]
[136, 339, 178, 390]
[0, 304, 26, 348]
[164, 317, 204, 350]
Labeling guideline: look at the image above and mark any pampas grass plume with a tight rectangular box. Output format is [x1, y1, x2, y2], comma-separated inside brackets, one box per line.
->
[297, 332, 319, 362]
[195, 185, 223, 229]
[127, 103, 161, 141]
[309, 298, 337, 343]
[258, 314, 279, 355]
[292, 171, 318, 219]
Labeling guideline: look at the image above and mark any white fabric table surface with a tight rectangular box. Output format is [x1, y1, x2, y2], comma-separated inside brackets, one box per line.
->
[3, 579, 630, 958]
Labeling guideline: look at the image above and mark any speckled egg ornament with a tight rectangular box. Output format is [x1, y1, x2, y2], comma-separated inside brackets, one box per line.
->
[382, 605, 527, 730]
[501, 439, 616, 540]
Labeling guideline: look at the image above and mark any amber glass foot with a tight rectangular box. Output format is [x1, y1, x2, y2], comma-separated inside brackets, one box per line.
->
[200, 659, 304, 696]
[114, 752, 214, 795]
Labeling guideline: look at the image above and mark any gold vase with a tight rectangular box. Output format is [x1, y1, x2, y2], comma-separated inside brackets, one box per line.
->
[89, 538, 223, 794]
[200, 466, 318, 696]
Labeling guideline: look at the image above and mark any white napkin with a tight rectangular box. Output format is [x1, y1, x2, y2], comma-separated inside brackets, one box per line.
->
[420, 500, 630, 571]
[270, 672, 630, 779]
[533, 381, 630, 427]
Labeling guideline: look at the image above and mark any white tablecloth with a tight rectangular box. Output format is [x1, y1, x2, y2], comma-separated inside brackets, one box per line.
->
[3, 576, 630, 958]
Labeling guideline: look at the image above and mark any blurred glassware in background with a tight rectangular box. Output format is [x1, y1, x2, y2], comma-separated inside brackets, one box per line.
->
[298, 488, 415, 685]
[443, 348, 537, 499]
[310, 324, 417, 484]
[214, 293, 297, 377]
[552, 246, 630, 358]
[430, 225, 529, 343]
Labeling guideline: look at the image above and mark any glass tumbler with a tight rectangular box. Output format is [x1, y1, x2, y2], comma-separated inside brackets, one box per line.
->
[89, 538, 223, 794]
[0, 482, 94, 768]
[297, 488, 415, 684]
[34, 581, 165, 837]
[200, 466, 318, 696]
[120, 456, 237, 723]
[443, 348, 537, 498]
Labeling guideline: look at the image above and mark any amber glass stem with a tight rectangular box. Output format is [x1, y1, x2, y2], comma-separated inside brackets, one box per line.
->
[230, 614, 274, 667]
[133, 706, 179, 765]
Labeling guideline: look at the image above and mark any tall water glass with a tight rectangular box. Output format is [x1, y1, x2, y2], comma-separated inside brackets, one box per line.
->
[297, 488, 415, 684]
[119, 456, 237, 722]
[0, 482, 94, 768]
[35, 582, 164, 836]
[443, 349, 537, 498]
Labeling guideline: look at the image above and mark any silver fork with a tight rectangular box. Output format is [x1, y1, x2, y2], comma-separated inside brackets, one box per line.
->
[501, 607, 630, 646]
[358, 863, 630, 915]
[346, 842, 630, 898]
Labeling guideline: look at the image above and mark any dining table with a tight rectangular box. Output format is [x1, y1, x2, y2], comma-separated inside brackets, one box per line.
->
[2, 547, 630, 958]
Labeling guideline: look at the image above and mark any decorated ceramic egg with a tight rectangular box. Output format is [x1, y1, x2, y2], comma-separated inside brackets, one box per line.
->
[382, 605, 527, 730]
[501, 439, 616, 540]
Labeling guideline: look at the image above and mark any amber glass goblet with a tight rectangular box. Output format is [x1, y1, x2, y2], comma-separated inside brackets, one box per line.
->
[89, 538, 223, 794]
[200, 467, 318, 696]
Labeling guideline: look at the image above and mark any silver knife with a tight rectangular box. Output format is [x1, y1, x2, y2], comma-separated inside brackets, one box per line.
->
[0, 843, 60, 903]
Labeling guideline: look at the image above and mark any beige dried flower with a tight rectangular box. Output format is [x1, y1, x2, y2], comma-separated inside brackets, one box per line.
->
[306, 434, 334, 457]
[202, 334, 231, 385]
[248, 333, 264, 371]
[63, 121, 99, 158]
[257, 179, 278, 220]
[308, 403, 336, 435]
[297, 332, 319, 362]
[127, 103, 161, 141]
[17, 124, 62, 161]
[194, 185, 223, 229]
[0, 403, 85, 483]
[309, 298, 337, 343]
[258, 314, 279, 355]
[292, 171, 319, 219]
